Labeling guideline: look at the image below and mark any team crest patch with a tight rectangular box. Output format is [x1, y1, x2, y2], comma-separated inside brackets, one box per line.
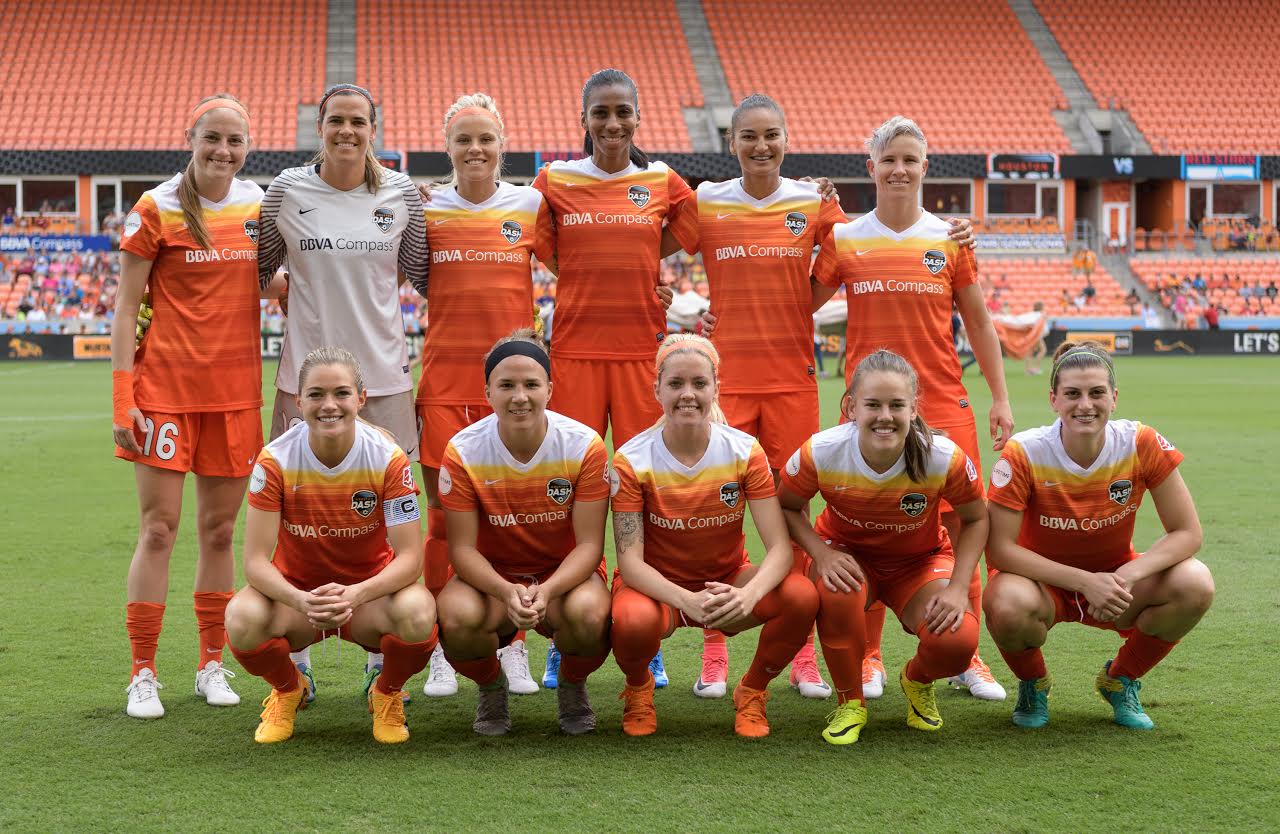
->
[1108, 479, 1133, 506]
[1156, 432, 1175, 451]
[627, 185, 651, 208]
[351, 489, 378, 518]
[784, 211, 808, 237]
[501, 220, 522, 244]
[900, 493, 928, 517]
[547, 477, 573, 505]
[965, 458, 978, 482]
[719, 482, 740, 509]
[373, 207, 395, 233]
[243, 219, 259, 243]
[923, 249, 946, 275]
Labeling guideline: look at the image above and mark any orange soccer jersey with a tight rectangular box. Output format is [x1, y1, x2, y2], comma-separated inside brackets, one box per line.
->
[813, 210, 977, 425]
[667, 177, 846, 393]
[986, 419, 1183, 573]
[781, 422, 984, 573]
[438, 411, 610, 577]
[247, 421, 421, 591]
[533, 158, 692, 360]
[419, 182, 554, 406]
[120, 174, 263, 412]
[611, 422, 775, 589]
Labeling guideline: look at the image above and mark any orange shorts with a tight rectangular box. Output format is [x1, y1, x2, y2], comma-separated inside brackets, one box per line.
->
[302, 622, 380, 654]
[550, 356, 661, 448]
[416, 402, 493, 470]
[610, 563, 751, 632]
[801, 546, 957, 633]
[720, 389, 819, 470]
[1043, 554, 1138, 635]
[115, 407, 263, 478]
[490, 559, 608, 644]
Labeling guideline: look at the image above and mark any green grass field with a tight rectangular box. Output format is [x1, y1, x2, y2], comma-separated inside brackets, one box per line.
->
[2, 357, 1277, 832]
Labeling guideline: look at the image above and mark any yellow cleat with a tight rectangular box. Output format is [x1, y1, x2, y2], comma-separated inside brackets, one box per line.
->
[899, 666, 943, 732]
[254, 673, 310, 744]
[368, 685, 411, 744]
[822, 701, 868, 745]
[135, 293, 153, 348]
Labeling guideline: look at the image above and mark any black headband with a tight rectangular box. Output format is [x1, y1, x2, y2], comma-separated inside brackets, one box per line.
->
[319, 84, 377, 123]
[484, 341, 551, 382]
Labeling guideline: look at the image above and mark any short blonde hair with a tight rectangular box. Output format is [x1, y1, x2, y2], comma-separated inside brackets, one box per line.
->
[866, 115, 927, 159]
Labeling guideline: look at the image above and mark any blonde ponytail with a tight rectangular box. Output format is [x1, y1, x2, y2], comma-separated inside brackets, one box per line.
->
[182, 92, 250, 250]
[651, 333, 726, 430]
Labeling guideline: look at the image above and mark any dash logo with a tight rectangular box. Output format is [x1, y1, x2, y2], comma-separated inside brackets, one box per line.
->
[900, 493, 928, 517]
[547, 477, 573, 505]
[922, 249, 946, 274]
[351, 489, 378, 518]
[784, 211, 808, 237]
[627, 185, 651, 208]
[243, 219, 259, 243]
[1108, 479, 1133, 506]
[500, 220, 522, 244]
[719, 482, 740, 509]
[373, 207, 395, 233]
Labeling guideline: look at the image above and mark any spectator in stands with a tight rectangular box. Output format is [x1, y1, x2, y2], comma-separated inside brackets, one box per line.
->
[1192, 274, 1206, 293]
[1060, 288, 1073, 312]
[1080, 248, 1097, 279]
[1082, 278, 1096, 305]
[1, 206, 13, 227]
[1142, 303, 1162, 329]
[1267, 281, 1278, 300]
[1203, 303, 1220, 330]
[1124, 288, 1141, 315]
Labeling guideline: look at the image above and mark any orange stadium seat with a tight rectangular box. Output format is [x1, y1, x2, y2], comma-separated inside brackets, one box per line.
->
[702, 0, 1071, 153]
[0, 0, 325, 149]
[1038, 0, 1280, 153]
[356, 0, 700, 152]
[980, 256, 1130, 317]
[1130, 256, 1280, 314]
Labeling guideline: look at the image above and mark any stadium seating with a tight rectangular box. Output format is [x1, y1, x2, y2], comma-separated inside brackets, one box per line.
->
[356, 0, 700, 152]
[0, 0, 324, 149]
[1131, 256, 1280, 317]
[702, 0, 1071, 153]
[1037, 0, 1280, 153]
[979, 257, 1130, 316]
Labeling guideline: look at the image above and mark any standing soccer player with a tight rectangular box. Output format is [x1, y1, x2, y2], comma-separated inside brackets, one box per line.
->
[811, 116, 1012, 702]
[112, 94, 263, 718]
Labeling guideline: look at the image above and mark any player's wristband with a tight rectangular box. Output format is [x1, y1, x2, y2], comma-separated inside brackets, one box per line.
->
[112, 369, 138, 427]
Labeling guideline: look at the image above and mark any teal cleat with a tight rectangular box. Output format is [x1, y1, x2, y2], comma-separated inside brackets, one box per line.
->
[542, 642, 561, 690]
[294, 661, 317, 705]
[649, 649, 669, 689]
[362, 663, 410, 705]
[1011, 675, 1051, 728]
[1096, 660, 1154, 730]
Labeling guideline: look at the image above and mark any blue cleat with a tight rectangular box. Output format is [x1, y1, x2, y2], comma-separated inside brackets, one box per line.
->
[295, 661, 317, 705]
[1011, 675, 1051, 728]
[542, 641, 561, 689]
[649, 649, 669, 689]
[1096, 660, 1154, 730]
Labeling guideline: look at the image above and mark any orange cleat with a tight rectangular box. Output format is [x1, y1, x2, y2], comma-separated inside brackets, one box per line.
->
[732, 681, 771, 738]
[620, 675, 657, 736]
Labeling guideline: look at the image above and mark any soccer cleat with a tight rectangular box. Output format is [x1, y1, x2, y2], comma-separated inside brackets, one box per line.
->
[789, 643, 832, 699]
[1096, 660, 1155, 730]
[368, 685, 411, 744]
[1012, 676, 1052, 728]
[862, 654, 887, 700]
[948, 655, 1007, 701]
[541, 641, 561, 689]
[556, 680, 597, 735]
[294, 661, 317, 705]
[254, 672, 310, 744]
[423, 644, 459, 697]
[498, 639, 539, 695]
[649, 649, 669, 689]
[473, 675, 512, 736]
[195, 660, 240, 707]
[693, 641, 728, 699]
[822, 701, 869, 746]
[899, 667, 943, 732]
[363, 663, 410, 705]
[619, 675, 657, 737]
[126, 668, 165, 719]
[732, 681, 772, 738]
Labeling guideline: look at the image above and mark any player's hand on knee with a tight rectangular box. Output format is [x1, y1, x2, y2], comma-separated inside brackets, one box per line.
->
[1080, 572, 1132, 621]
[506, 584, 540, 630]
[813, 544, 864, 593]
[923, 584, 969, 634]
[702, 582, 759, 629]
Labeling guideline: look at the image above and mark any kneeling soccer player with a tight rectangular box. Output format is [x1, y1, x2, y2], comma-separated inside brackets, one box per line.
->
[225, 347, 436, 744]
[983, 341, 1213, 730]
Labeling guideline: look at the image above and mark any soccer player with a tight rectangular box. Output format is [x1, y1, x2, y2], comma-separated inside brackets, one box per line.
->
[611, 334, 819, 738]
[256, 83, 428, 693]
[779, 350, 988, 743]
[436, 331, 611, 735]
[811, 115, 1011, 702]
[112, 94, 264, 718]
[225, 348, 435, 744]
[983, 341, 1212, 730]
[416, 93, 556, 698]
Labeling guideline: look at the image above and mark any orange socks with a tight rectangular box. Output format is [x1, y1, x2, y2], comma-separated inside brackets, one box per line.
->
[126, 601, 165, 677]
[424, 508, 452, 597]
[559, 651, 608, 684]
[999, 646, 1048, 681]
[230, 637, 300, 692]
[375, 629, 437, 694]
[864, 601, 886, 659]
[817, 582, 868, 704]
[1110, 631, 1178, 680]
[741, 574, 819, 690]
[906, 611, 979, 683]
[449, 654, 502, 687]
[193, 591, 232, 667]
[611, 587, 666, 686]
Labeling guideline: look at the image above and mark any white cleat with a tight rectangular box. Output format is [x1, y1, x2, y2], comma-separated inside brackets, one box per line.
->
[789, 646, 832, 699]
[126, 668, 165, 719]
[423, 644, 459, 697]
[949, 656, 1008, 701]
[862, 655, 887, 700]
[499, 639, 539, 695]
[195, 660, 240, 706]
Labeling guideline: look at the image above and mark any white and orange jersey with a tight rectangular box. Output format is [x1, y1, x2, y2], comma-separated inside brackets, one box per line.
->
[419, 182, 554, 406]
[120, 174, 263, 412]
[812, 210, 978, 426]
[438, 410, 610, 576]
[247, 421, 421, 591]
[612, 423, 775, 589]
[667, 177, 846, 393]
[987, 419, 1183, 572]
[781, 423, 984, 572]
[533, 158, 693, 360]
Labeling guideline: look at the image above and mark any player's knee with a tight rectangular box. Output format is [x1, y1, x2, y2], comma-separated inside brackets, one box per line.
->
[1173, 558, 1215, 616]
[224, 589, 269, 647]
[136, 516, 179, 555]
[776, 573, 819, 621]
[610, 591, 660, 640]
[197, 518, 236, 555]
[983, 578, 1038, 635]
[392, 585, 435, 641]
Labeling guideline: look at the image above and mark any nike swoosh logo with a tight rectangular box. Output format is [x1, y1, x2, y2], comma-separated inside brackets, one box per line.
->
[932, 568, 950, 573]
[716, 212, 734, 220]
[827, 723, 860, 737]
[432, 219, 453, 225]
[855, 249, 873, 256]
[293, 484, 302, 491]
[484, 479, 503, 486]
[299, 208, 317, 215]
[911, 704, 941, 726]
[693, 679, 717, 691]
[206, 647, 221, 653]
[832, 485, 851, 491]
[1042, 481, 1061, 487]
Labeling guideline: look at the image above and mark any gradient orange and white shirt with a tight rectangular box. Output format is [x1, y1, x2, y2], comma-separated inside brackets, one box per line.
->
[248, 421, 420, 591]
[419, 182, 554, 405]
[533, 158, 693, 360]
[987, 419, 1183, 573]
[120, 174, 263, 412]
[438, 411, 610, 576]
[612, 423, 775, 589]
[813, 210, 978, 426]
[667, 178, 846, 393]
[781, 423, 984, 572]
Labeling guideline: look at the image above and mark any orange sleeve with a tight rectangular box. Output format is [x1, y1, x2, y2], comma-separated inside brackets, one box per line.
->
[382, 450, 420, 501]
[119, 194, 162, 261]
[666, 191, 700, 254]
[610, 452, 644, 513]
[437, 444, 477, 512]
[952, 241, 978, 291]
[815, 197, 848, 242]
[1137, 424, 1184, 489]
[575, 436, 611, 502]
[812, 230, 842, 288]
[533, 197, 556, 264]
[247, 452, 284, 512]
[987, 441, 1031, 511]
[743, 442, 777, 499]
[532, 167, 549, 196]
[666, 167, 694, 219]
[779, 439, 819, 501]
[942, 447, 986, 507]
